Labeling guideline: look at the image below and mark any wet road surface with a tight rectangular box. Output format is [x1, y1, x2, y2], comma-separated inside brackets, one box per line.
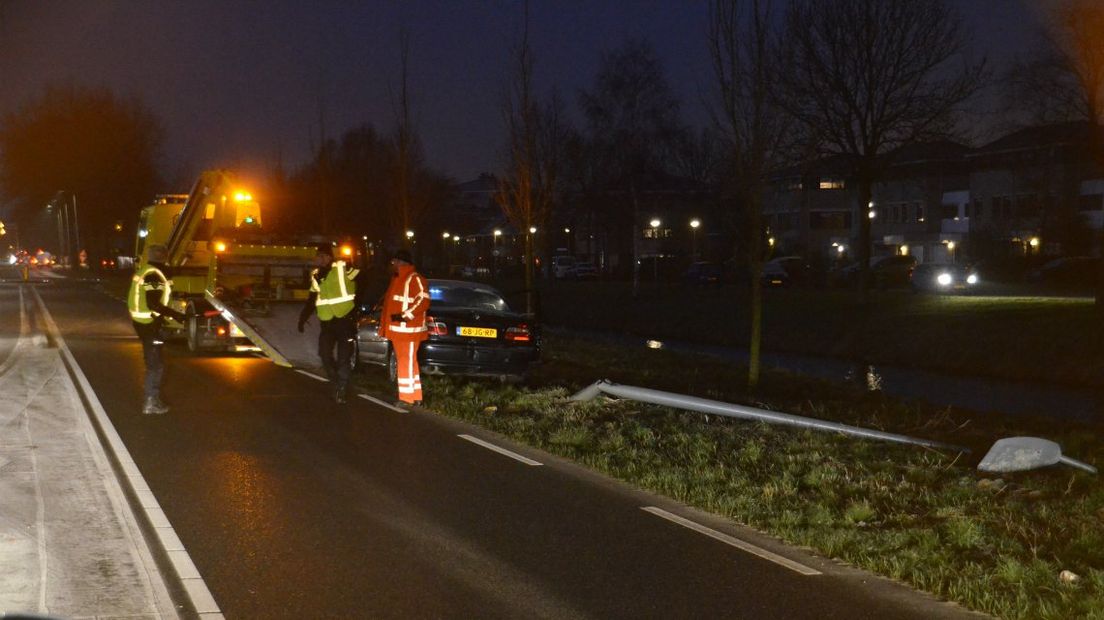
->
[33, 279, 979, 619]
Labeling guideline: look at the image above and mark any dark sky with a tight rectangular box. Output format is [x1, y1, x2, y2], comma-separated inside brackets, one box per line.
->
[0, 1, 1056, 188]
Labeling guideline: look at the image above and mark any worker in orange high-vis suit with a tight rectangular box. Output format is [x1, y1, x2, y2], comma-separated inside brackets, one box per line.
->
[378, 249, 430, 406]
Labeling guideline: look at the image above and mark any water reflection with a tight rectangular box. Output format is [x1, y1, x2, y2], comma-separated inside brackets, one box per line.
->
[554, 328, 1103, 422]
[844, 364, 883, 392]
[207, 450, 287, 548]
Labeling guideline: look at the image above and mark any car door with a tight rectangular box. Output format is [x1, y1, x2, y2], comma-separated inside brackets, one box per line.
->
[356, 304, 390, 364]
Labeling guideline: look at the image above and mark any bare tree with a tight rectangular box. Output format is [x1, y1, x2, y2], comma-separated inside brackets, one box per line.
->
[391, 27, 426, 249]
[580, 38, 684, 297]
[780, 0, 984, 300]
[0, 85, 163, 258]
[1007, 1, 1104, 309]
[497, 1, 566, 313]
[708, 0, 790, 389]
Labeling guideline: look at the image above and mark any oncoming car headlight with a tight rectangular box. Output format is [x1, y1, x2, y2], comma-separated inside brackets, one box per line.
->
[937, 272, 953, 286]
[966, 274, 978, 285]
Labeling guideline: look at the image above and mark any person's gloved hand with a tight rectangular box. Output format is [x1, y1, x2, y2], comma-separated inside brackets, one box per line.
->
[297, 317, 307, 333]
[390, 313, 403, 322]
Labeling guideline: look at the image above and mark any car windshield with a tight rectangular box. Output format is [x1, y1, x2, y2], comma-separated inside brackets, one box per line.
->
[429, 285, 511, 313]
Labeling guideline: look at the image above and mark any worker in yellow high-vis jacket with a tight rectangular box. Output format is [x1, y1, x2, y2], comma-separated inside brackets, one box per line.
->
[127, 244, 186, 415]
[298, 243, 359, 404]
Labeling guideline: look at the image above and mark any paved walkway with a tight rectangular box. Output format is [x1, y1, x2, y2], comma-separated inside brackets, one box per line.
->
[0, 286, 177, 619]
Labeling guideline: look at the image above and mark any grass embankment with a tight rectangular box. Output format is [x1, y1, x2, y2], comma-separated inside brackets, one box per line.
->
[356, 333, 1104, 620]
[534, 281, 1103, 389]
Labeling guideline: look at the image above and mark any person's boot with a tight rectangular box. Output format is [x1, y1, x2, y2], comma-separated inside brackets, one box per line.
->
[142, 396, 169, 415]
[334, 384, 347, 405]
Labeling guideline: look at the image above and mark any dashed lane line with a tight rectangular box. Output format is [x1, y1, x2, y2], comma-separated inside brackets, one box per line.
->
[31, 286, 225, 618]
[294, 369, 329, 382]
[357, 393, 405, 413]
[641, 506, 821, 576]
[458, 434, 543, 466]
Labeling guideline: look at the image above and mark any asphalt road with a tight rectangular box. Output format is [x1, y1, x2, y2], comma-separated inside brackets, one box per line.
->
[31, 277, 979, 619]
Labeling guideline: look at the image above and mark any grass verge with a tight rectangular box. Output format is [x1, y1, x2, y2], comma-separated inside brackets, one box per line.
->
[357, 332, 1104, 620]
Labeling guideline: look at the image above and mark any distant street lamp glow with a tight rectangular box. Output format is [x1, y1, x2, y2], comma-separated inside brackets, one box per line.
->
[493, 229, 502, 237]
[900, 244, 909, 256]
[564, 227, 571, 234]
[405, 230, 414, 239]
[689, 218, 700, 229]
[529, 226, 537, 234]
[649, 218, 661, 228]
[945, 241, 956, 251]
[768, 236, 775, 247]
[442, 231, 450, 239]
[1029, 236, 1040, 248]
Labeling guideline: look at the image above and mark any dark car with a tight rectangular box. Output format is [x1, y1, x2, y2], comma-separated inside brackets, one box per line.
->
[573, 260, 599, 280]
[910, 263, 979, 294]
[1027, 257, 1100, 291]
[761, 256, 814, 287]
[356, 279, 540, 382]
[832, 255, 917, 289]
[683, 261, 724, 287]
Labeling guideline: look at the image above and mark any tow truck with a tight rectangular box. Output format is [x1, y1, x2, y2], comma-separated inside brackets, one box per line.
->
[134, 170, 335, 366]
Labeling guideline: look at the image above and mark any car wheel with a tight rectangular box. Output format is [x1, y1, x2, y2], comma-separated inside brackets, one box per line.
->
[387, 346, 397, 383]
[348, 337, 359, 373]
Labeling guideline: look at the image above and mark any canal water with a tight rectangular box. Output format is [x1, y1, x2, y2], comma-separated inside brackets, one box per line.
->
[556, 328, 1103, 423]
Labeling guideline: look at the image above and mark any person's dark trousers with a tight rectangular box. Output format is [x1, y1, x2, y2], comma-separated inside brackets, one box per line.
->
[133, 321, 165, 400]
[318, 314, 356, 394]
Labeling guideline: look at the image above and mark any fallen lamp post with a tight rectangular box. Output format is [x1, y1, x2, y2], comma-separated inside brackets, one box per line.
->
[569, 380, 1097, 474]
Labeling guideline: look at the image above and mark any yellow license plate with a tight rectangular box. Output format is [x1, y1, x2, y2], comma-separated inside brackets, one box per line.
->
[457, 326, 497, 338]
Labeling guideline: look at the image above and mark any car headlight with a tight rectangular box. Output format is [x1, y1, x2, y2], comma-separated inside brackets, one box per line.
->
[966, 274, 978, 285]
[937, 273, 953, 286]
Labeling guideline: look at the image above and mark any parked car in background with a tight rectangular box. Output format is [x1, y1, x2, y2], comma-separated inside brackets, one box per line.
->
[910, 263, 978, 294]
[832, 255, 917, 289]
[551, 255, 576, 279]
[573, 261, 599, 280]
[761, 260, 787, 287]
[683, 261, 724, 287]
[764, 256, 815, 287]
[356, 279, 540, 382]
[1027, 257, 1099, 290]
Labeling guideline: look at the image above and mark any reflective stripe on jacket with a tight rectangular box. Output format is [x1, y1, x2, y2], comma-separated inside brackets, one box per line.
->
[128, 266, 172, 324]
[379, 266, 429, 341]
[312, 260, 359, 321]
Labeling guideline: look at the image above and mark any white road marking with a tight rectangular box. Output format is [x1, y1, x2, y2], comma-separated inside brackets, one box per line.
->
[458, 434, 543, 466]
[641, 507, 821, 576]
[357, 393, 405, 412]
[295, 369, 329, 382]
[31, 287, 226, 618]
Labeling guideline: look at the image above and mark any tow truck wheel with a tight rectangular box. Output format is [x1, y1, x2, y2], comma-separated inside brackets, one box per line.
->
[186, 304, 201, 352]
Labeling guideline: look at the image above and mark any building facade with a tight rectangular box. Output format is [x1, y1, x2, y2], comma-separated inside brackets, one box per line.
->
[763, 122, 1104, 265]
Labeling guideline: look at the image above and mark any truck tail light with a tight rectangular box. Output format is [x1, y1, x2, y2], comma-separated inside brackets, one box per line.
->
[426, 316, 447, 336]
[505, 324, 531, 342]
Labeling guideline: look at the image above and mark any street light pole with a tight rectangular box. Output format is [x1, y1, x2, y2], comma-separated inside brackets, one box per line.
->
[71, 193, 81, 256]
[689, 218, 700, 260]
[493, 229, 502, 281]
[649, 218, 661, 282]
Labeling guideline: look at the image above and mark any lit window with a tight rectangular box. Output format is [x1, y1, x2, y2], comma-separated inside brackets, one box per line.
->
[818, 179, 844, 190]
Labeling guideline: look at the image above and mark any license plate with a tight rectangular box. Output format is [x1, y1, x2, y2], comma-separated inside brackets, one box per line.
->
[457, 326, 497, 338]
